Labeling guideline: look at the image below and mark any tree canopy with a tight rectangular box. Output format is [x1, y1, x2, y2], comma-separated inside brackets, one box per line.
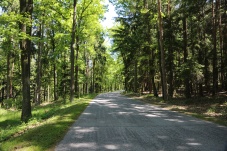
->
[110, 0, 227, 100]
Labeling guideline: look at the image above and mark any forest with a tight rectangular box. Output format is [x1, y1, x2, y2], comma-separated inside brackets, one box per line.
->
[0, 0, 124, 123]
[111, 0, 227, 100]
[0, 0, 227, 124]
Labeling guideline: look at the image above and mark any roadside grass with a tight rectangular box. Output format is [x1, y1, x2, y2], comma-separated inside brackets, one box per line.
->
[0, 93, 97, 151]
[124, 92, 227, 126]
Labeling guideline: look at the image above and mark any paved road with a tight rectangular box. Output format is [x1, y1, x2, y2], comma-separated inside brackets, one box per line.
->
[55, 92, 227, 151]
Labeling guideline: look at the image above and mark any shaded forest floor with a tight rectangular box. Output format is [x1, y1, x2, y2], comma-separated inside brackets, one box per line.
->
[125, 92, 227, 126]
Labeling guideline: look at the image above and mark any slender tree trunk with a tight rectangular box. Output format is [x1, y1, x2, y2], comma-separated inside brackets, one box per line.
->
[219, 1, 224, 90]
[7, 53, 10, 99]
[7, 52, 14, 99]
[197, 9, 204, 97]
[20, 0, 33, 122]
[51, 30, 58, 101]
[92, 59, 95, 93]
[134, 58, 138, 93]
[212, 0, 218, 96]
[75, 35, 79, 98]
[183, 16, 191, 98]
[54, 62, 58, 100]
[167, 0, 174, 98]
[6, 37, 14, 99]
[157, 0, 168, 100]
[70, 0, 77, 102]
[34, 23, 43, 105]
[1, 81, 5, 106]
[150, 49, 158, 97]
[224, 8, 227, 90]
[85, 55, 89, 94]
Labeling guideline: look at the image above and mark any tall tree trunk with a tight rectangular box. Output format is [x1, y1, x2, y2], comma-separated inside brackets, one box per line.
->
[92, 59, 95, 93]
[204, 29, 210, 93]
[1, 81, 5, 106]
[34, 23, 43, 105]
[54, 64, 58, 100]
[6, 36, 14, 99]
[75, 35, 79, 98]
[134, 58, 138, 93]
[85, 54, 89, 94]
[157, 0, 168, 100]
[224, 5, 227, 90]
[7, 50, 14, 99]
[20, 0, 33, 122]
[219, 0, 224, 90]
[212, 0, 218, 96]
[183, 16, 191, 98]
[6, 53, 10, 99]
[70, 0, 77, 102]
[151, 49, 158, 97]
[167, 0, 174, 98]
[51, 30, 58, 101]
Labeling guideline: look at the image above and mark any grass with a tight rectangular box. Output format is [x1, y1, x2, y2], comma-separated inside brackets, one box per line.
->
[124, 92, 227, 126]
[0, 93, 97, 151]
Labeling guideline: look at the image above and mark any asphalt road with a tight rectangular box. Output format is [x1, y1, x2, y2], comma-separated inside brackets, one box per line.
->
[55, 92, 227, 151]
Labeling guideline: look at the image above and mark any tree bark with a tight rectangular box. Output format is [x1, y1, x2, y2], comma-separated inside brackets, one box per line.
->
[212, 0, 218, 96]
[75, 35, 79, 98]
[183, 15, 191, 98]
[167, 0, 174, 98]
[134, 58, 138, 93]
[34, 23, 43, 105]
[70, 0, 77, 102]
[7, 49, 14, 99]
[50, 29, 58, 101]
[20, 0, 33, 122]
[157, 0, 168, 100]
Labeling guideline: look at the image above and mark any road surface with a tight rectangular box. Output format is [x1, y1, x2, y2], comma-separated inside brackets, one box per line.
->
[55, 92, 227, 151]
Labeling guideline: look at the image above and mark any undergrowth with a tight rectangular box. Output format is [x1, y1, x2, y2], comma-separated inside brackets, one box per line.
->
[0, 93, 97, 151]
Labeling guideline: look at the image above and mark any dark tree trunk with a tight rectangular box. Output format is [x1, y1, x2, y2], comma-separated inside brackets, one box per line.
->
[183, 16, 191, 98]
[7, 50, 14, 99]
[157, 0, 168, 100]
[34, 23, 43, 105]
[20, 0, 33, 122]
[134, 58, 138, 93]
[224, 15, 227, 90]
[167, 0, 174, 98]
[212, 0, 218, 96]
[75, 35, 79, 98]
[1, 81, 5, 107]
[92, 59, 95, 93]
[70, 0, 77, 102]
[219, 1, 224, 90]
[198, 8, 204, 97]
[51, 30, 58, 101]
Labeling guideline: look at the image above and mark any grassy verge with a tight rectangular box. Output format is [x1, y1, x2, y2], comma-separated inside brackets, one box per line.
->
[124, 92, 227, 126]
[0, 93, 97, 151]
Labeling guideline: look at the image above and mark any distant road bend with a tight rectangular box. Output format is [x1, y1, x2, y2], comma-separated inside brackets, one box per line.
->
[56, 91, 227, 151]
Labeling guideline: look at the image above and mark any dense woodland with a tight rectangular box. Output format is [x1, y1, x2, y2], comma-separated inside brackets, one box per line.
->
[111, 0, 227, 100]
[0, 0, 123, 122]
[0, 0, 227, 122]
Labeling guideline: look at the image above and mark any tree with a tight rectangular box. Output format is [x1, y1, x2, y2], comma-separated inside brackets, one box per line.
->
[70, 0, 77, 102]
[19, 0, 33, 122]
[157, 0, 168, 100]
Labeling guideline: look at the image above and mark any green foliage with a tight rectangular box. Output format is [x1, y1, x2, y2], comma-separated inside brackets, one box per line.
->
[111, 0, 227, 97]
[0, 94, 96, 151]
[0, 0, 112, 123]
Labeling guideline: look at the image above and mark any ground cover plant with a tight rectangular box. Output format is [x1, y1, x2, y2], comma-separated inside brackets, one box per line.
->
[0, 94, 97, 151]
